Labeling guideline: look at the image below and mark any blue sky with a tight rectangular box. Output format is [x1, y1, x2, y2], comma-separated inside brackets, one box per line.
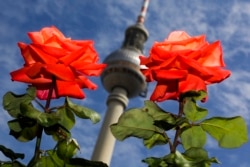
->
[0, 0, 250, 167]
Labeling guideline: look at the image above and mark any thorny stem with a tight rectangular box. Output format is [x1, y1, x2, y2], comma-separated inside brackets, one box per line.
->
[32, 76, 56, 161]
[170, 97, 184, 153]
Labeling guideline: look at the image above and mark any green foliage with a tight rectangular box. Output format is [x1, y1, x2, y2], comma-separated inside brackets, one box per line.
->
[44, 124, 71, 141]
[20, 103, 60, 127]
[183, 97, 208, 122]
[143, 149, 219, 167]
[201, 116, 248, 148]
[111, 90, 248, 167]
[180, 126, 206, 150]
[0, 161, 26, 167]
[110, 108, 168, 149]
[144, 133, 168, 149]
[3, 87, 36, 118]
[0, 145, 25, 167]
[0, 145, 24, 161]
[65, 97, 100, 124]
[28, 150, 108, 167]
[2, 87, 103, 166]
[143, 101, 176, 124]
[181, 91, 207, 101]
[8, 118, 39, 142]
[69, 158, 108, 167]
[56, 138, 80, 160]
[56, 107, 75, 130]
[2, 88, 101, 142]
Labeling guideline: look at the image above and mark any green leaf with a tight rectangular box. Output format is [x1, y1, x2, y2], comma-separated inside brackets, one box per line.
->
[46, 150, 66, 167]
[143, 100, 176, 124]
[31, 155, 57, 167]
[8, 118, 38, 142]
[45, 150, 108, 167]
[180, 126, 206, 150]
[182, 91, 207, 101]
[142, 157, 168, 167]
[201, 116, 248, 148]
[44, 124, 71, 141]
[20, 103, 61, 127]
[111, 108, 166, 142]
[65, 97, 100, 124]
[3, 87, 36, 118]
[143, 100, 178, 131]
[0, 145, 24, 161]
[166, 150, 217, 167]
[183, 148, 220, 164]
[56, 107, 75, 131]
[0, 161, 26, 167]
[143, 149, 219, 167]
[69, 158, 108, 167]
[56, 138, 80, 160]
[144, 133, 168, 149]
[28, 150, 67, 167]
[183, 98, 208, 122]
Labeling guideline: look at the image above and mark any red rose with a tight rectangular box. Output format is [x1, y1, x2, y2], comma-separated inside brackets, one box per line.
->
[140, 31, 231, 102]
[11, 26, 106, 100]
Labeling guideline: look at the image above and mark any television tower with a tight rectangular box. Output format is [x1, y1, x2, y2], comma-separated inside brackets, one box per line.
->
[91, 0, 150, 165]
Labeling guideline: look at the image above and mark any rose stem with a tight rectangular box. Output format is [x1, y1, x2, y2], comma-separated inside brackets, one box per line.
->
[33, 76, 56, 160]
[170, 96, 184, 153]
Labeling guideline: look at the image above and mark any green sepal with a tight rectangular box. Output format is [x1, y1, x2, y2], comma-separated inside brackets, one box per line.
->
[65, 97, 100, 124]
[3, 87, 36, 118]
[201, 116, 248, 148]
[8, 118, 38, 142]
[180, 126, 206, 150]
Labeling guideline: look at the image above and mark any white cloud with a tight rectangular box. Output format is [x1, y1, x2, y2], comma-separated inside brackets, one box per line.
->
[210, 70, 250, 121]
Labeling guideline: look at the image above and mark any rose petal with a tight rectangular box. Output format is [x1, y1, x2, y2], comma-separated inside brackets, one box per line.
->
[26, 62, 44, 78]
[29, 44, 58, 64]
[56, 80, 85, 99]
[71, 62, 106, 76]
[179, 74, 207, 94]
[34, 84, 57, 100]
[153, 70, 188, 81]
[198, 41, 225, 67]
[59, 47, 88, 65]
[76, 76, 97, 90]
[11, 67, 51, 84]
[150, 81, 178, 102]
[45, 64, 75, 81]
[204, 67, 231, 84]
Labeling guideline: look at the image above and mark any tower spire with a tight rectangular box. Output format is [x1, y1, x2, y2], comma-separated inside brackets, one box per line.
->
[137, 0, 150, 24]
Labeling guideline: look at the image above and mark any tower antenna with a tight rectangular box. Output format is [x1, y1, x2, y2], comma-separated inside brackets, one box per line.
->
[137, 0, 150, 24]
